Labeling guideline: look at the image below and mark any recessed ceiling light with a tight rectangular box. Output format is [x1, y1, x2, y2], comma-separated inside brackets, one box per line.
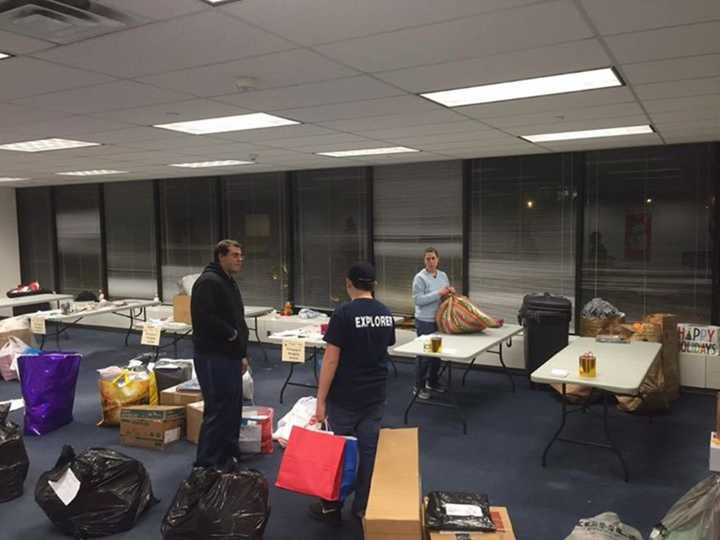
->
[316, 146, 420, 157]
[0, 52, 12, 61]
[0, 138, 101, 152]
[421, 67, 623, 107]
[57, 170, 127, 176]
[169, 160, 254, 168]
[202, 0, 242, 5]
[154, 113, 299, 135]
[0, 177, 29, 182]
[521, 125, 654, 143]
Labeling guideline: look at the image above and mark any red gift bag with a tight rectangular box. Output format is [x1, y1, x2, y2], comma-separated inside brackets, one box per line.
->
[275, 426, 346, 501]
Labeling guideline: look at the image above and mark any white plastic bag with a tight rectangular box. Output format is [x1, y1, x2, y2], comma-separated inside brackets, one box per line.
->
[243, 370, 254, 403]
[0, 336, 29, 381]
[272, 396, 319, 447]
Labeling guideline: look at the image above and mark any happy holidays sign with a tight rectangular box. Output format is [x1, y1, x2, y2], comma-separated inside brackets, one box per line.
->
[678, 324, 719, 355]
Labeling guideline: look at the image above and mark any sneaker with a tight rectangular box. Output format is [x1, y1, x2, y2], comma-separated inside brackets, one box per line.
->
[308, 501, 342, 525]
[426, 382, 447, 393]
[414, 387, 431, 400]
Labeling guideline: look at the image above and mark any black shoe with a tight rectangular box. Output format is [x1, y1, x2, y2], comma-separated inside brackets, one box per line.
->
[308, 501, 342, 525]
[426, 382, 447, 393]
[414, 386, 431, 400]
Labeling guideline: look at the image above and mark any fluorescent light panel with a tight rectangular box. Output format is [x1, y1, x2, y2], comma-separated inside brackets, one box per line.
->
[0, 177, 29, 182]
[57, 170, 127, 176]
[154, 113, 299, 135]
[522, 125, 654, 143]
[0, 52, 12, 60]
[317, 146, 420, 157]
[170, 160, 254, 168]
[0, 138, 101, 152]
[421, 67, 622, 107]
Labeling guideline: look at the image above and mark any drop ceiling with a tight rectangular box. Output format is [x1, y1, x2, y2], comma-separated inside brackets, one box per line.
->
[0, 0, 718, 187]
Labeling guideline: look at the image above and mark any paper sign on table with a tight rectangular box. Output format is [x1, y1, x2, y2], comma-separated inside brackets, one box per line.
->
[31, 316, 46, 335]
[282, 339, 306, 363]
[141, 323, 162, 346]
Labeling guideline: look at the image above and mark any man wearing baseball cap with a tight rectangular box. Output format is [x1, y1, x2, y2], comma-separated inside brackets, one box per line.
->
[309, 262, 396, 524]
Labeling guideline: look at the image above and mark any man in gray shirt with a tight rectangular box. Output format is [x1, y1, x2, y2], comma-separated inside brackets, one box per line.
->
[412, 247, 455, 399]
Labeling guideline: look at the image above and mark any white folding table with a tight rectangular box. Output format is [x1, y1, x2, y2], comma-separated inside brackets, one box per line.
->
[391, 324, 523, 434]
[531, 337, 662, 481]
[0, 293, 73, 311]
[34, 299, 160, 349]
[136, 305, 275, 361]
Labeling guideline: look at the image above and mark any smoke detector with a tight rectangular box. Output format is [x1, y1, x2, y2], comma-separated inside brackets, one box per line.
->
[234, 77, 258, 92]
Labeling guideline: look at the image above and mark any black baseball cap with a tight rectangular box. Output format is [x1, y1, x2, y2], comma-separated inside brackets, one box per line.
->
[347, 262, 376, 285]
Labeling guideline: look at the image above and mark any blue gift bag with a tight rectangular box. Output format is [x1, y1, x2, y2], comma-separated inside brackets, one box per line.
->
[339, 436, 358, 502]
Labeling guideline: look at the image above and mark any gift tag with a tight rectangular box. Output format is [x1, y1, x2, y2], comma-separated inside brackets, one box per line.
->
[30, 315, 46, 335]
[282, 338, 306, 363]
[49, 468, 81, 506]
[141, 323, 162, 346]
[444, 503, 485, 518]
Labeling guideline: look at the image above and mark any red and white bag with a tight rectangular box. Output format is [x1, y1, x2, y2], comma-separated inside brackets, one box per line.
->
[0, 336, 29, 381]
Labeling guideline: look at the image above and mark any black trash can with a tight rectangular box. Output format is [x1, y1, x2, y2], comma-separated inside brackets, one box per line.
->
[518, 293, 572, 376]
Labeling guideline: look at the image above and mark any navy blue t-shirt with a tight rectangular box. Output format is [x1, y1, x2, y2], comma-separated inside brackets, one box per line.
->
[323, 298, 396, 410]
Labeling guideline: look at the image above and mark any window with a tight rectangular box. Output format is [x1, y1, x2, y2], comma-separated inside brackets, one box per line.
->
[159, 178, 219, 301]
[373, 161, 464, 315]
[224, 173, 287, 308]
[583, 144, 714, 323]
[469, 154, 578, 322]
[293, 168, 369, 309]
[16, 187, 56, 291]
[55, 184, 103, 297]
[104, 181, 157, 299]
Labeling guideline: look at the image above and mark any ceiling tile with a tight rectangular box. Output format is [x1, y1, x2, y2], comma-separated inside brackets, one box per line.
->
[459, 87, 636, 119]
[375, 39, 611, 93]
[276, 95, 443, 123]
[98, 0, 208, 20]
[214, 76, 403, 111]
[0, 29, 55, 54]
[12, 81, 193, 115]
[223, 0, 543, 46]
[642, 94, 720, 114]
[580, 0, 720, 35]
[357, 120, 493, 139]
[314, 1, 593, 72]
[317, 110, 468, 132]
[605, 21, 720, 64]
[33, 11, 295, 78]
[437, 147, 549, 158]
[485, 102, 646, 129]
[381, 129, 507, 147]
[634, 77, 720, 101]
[0, 58, 116, 101]
[267, 133, 385, 151]
[138, 49, 357, 98]
[211, 124, 339, 143]
[622, 55, 720, 85]
[90, 99, 252, 126]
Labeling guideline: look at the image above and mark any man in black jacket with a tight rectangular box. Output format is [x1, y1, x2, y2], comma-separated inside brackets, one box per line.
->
[191, 239, 249, 467]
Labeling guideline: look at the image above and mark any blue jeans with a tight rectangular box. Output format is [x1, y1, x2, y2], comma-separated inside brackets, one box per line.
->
[416, 319, 440, 388]
[326, 401, 384, 514]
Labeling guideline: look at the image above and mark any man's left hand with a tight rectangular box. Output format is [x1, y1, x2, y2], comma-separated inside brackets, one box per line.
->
[241, 357, 250, 375]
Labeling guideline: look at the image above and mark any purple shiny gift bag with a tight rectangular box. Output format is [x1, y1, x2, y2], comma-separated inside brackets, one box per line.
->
[17, 352, 81, 436]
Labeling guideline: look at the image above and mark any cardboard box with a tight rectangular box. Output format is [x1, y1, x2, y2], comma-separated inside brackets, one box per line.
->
[364, 428, 422, 540]
[120, 405, 185, 450]
[427, 506, 516, 540]
[186, 401, 204, 444]
[173, 294, 192, 325]
[710, 432, 720, 472]
[160, 384, 202, 406]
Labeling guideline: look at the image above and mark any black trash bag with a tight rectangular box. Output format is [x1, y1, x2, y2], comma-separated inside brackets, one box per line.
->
[154, 360, 193, 393]
[35, 445, 157, 538]
[426, 491, 495, 532]
[0, 402, 29, 503]
[161, 462, 270, 540]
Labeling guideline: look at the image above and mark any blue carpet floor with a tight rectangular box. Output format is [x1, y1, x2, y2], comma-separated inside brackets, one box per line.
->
[0, 327, 714, 539]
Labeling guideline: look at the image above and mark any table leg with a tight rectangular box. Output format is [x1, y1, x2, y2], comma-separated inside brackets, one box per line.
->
[445, 362, 468, 435]
[403, 357, 422, 425]
[497, 342, 516, 392]
[124, 309, 135, 346]
[602, 392, 629, 482]
[280, 364, 295, 404]
[542, 383, 568, 467]
[252, 316, 270, 368]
